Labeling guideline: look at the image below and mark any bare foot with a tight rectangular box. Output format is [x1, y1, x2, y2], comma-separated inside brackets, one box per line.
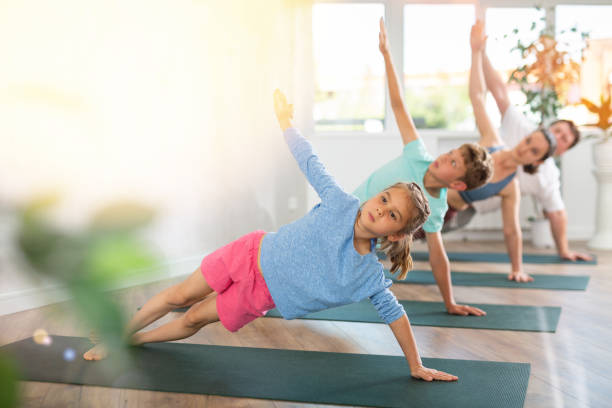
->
[83, 344, 108, 361]
[130, 332, 144, 346]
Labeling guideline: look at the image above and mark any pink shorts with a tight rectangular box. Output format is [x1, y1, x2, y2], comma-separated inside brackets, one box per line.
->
[200, 230, 275, 332]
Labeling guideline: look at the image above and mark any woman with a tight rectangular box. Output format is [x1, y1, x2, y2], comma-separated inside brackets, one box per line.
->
[443, 21, 557, 282]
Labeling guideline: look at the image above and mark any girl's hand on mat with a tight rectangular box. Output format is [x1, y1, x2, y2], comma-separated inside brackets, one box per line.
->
[411, 365, 458, 382]
[447, 303, 486, 317]
[508, 270, 534, 283]
[273, 89, 294, 131]
[378, 17, 389, 55]
[560, 250, 593, 262]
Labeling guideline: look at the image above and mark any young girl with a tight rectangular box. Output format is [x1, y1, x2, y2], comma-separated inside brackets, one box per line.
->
[83, 90, 457, 382]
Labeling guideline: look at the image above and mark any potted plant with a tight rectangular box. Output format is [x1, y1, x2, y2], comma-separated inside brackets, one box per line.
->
[508, 28, 585, 125]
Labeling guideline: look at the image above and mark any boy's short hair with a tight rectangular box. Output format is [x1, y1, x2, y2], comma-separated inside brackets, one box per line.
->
[458, 143, 493, 190]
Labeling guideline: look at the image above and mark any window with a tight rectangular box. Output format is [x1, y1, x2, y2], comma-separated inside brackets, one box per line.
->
[312, 3, 385, 132]
[484, 7, 546, 125]
[555, 5, 612, 126]
[403, 4, 475, 130]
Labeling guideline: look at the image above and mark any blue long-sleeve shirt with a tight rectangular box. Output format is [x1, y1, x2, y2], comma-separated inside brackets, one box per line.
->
[259, 128, 405, 325]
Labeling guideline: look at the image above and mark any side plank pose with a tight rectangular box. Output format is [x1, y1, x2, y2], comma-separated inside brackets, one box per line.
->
[83, 90, 458, 382]
[443, 21, 558, 283]
[468, 21, 592, 263]
[353, 19, 494, 316]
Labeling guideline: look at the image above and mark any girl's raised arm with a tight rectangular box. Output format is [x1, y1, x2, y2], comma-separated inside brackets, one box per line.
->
[273, 90, 343, 202]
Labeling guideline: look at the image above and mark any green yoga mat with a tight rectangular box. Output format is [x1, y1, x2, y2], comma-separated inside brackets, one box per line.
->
[170, 300, 560, 332]
[384, 251, 597, 265]
[2, 336, 530, 408]
[388, 270, 590, 291]
[265, 300, 560, 332]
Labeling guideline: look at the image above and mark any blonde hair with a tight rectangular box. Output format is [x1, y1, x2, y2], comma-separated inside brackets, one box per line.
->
[459, 143, 493, 190]
[378, 182, 431, 280]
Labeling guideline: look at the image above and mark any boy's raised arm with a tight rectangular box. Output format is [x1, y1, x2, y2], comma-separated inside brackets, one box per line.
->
[379, 18, 419, 146]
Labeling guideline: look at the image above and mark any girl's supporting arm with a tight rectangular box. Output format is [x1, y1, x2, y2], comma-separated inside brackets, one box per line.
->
[389, 314, 458, 381]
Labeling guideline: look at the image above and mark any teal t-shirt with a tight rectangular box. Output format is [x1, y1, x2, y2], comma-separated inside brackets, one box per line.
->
[353, 139, 447, 233]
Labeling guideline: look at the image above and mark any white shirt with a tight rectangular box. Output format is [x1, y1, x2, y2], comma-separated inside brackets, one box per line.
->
[472, 105, 565, 214]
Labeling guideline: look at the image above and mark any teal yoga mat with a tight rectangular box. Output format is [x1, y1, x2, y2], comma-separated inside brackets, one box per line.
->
[169, 300, 560, 332]
[1, 335, 530, 408]
[388, 270, 589, 291]
[265, 300, 561, 332]
[385, 251, 597, 265]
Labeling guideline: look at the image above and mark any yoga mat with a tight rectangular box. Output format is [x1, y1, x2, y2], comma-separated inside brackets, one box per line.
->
[2, 335, 531, 408]
[168, 300, 560, 332]
[265, 300, 560, 332]
[388, 270, 590, 291]
[385, 251, 596, 265]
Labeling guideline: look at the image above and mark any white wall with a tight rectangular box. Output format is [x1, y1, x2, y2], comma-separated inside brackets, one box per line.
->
[0, 0, 313, 315]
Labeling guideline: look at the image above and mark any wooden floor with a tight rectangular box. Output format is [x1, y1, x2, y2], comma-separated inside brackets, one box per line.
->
[1, 240, 610, 408]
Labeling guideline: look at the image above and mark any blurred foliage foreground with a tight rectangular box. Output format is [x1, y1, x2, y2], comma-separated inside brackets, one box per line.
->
[1, 194, 159, 407]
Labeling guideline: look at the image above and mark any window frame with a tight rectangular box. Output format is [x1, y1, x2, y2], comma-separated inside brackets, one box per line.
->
[309, 0, 612, 138]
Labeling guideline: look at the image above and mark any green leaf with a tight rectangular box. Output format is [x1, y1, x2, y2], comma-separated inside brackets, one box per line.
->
[0, 353, 20, 408]
[84, 234, 158, 285]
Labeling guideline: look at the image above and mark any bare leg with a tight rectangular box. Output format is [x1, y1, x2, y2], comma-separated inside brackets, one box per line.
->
[124, 266, 215, 337]
[83, 266, 214, 360]
[132, 294, 220, 345]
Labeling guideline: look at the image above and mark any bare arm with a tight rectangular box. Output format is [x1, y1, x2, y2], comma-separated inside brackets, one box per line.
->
[426, 231, 486, 316]
[379, 18, 419, 145]
[546, 209, 593, 261]
[500, 180, 532, 282]
[389, 314, 457, 381]
[470, 21, 501, 147]
[482, 51, 511, 115]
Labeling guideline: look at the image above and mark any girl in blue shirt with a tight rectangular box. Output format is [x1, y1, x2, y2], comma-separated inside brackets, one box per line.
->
[83, 90, 457, 383]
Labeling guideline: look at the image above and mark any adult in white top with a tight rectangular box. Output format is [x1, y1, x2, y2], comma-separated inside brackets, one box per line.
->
[470, 44, 592, 262]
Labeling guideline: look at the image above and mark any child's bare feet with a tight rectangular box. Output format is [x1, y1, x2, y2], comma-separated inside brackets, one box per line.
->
[83, 344, 108, 361]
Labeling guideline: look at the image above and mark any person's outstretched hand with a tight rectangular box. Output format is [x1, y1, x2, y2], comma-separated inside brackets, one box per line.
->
[378, 17, 390, 55]
[412, 365, 458, 382]
[560, 250, 593, 262]
[470, 19, 487, 52]
[508, 270, 534, 283]
[447, 302, 486, 316]
[273, 89, 294, 131]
